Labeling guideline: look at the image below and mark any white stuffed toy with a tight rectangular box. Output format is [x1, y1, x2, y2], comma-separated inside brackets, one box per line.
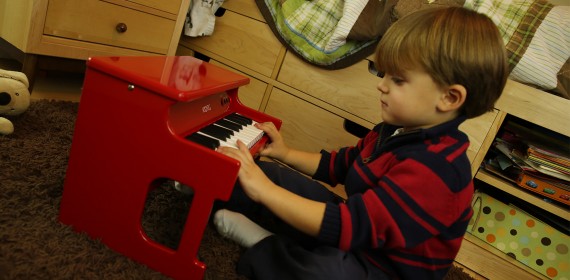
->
[0, 69, 31, 135]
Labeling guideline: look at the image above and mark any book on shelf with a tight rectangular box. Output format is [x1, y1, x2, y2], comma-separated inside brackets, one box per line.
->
[482, 119, 570, 207]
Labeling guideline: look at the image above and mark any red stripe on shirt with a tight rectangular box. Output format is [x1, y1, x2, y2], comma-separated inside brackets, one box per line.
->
[427, 136, 458, 154]
[329, 151, 338, 184]
[383, 162, 440, 235]
[339, 203, 353, 251]
[446, 142, 469, 162]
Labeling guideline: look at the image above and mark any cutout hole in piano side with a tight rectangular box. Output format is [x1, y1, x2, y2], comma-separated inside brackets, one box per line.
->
[141, 178, 194, 250]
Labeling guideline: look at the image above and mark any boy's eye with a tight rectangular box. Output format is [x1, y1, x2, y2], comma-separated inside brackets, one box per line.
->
[391, 77, 405, 84]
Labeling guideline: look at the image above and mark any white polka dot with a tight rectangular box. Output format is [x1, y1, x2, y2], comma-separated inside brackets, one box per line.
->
[546, 252, 556, 261]
[530, 231, 539, 238]
[510, 242, 519, 250]
[486, 220, 495, 227]
[497, 243, 506, 250]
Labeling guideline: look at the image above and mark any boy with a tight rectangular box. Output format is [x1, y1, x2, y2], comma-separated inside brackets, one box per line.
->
[215, 6, 508, 280]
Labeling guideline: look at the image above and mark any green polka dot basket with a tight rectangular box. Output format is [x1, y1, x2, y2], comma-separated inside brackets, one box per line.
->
[468, 191, 569, 279]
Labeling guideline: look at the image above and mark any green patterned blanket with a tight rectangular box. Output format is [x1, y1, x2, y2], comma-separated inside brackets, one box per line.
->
[255, 0, 396, 69]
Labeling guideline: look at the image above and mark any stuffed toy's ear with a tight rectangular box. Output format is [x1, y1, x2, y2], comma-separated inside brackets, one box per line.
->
[0, 69, 29, 88]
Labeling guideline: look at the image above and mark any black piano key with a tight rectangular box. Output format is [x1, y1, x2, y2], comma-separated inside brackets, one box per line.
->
[201, 124, 233, 140]
[222, 117, 245, 128]
[186, 133, 219, 150]
[233, 113, 254, 125]
[216, 119, 242, 131]
[226, 113, 252, 125]
[224, 115, 246, 126]
[212, 123, 235, 137]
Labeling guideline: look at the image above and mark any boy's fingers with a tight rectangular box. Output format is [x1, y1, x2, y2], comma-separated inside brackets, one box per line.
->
[236, 140, 254, 161]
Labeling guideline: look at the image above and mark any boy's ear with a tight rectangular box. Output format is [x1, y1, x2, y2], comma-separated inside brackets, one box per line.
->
[438, 84, 466, 112]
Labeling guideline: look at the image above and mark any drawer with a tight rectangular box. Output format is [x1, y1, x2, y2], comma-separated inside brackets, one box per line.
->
[278, 52, 381, 124]
[44, 0, 176, 54]
[221, 1, 265, 22]
[210, 60, 267, 110]
[460, 110, 499, 166]
[265, 88, 359, 153]
[124, 0, 181, 15]
[181, 10, 282, 78]
[101, 0, 182, 15]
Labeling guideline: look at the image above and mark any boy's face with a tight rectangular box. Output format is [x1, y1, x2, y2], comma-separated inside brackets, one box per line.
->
[376, 69, 448, 131]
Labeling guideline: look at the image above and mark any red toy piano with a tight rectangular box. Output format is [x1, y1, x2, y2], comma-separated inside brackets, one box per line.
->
[59, 56, 282, 279]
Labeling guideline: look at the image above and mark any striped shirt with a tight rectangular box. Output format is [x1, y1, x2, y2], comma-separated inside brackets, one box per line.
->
[314, 117, 474, 279]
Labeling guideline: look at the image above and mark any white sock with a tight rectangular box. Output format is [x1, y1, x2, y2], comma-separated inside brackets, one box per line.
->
[213, 209, 273, 248]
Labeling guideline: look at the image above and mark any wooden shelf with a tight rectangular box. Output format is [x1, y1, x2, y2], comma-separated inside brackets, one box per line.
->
[455, 234, 548, 280]
[475, 170, 569, 221]
[497, 80, 570, 137]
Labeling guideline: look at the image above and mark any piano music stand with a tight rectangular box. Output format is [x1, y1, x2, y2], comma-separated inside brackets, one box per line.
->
[59, 56, 278, 279]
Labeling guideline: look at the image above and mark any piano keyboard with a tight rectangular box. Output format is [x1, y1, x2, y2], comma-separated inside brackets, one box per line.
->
[185, 113, 265, 150]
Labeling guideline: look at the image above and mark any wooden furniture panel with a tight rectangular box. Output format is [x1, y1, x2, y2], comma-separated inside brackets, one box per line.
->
[45, 0, 175, 54]
[278, 52, 381, 125]
[209, 60, 267, 111]
[101, 0, 183, 18]
[176, 41, 268, 111]
[179, 10, 282, 78]
[221, 1, 265, 22]
[455, 234, 547, 280]
[496, 80, 570, 137]
[459, 110, 501, 175]
[122, 0, 181, 15]
[265, 88, 359, 153]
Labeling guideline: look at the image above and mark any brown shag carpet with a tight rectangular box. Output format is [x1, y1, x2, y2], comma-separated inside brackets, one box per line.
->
[0, 99, 474, 280]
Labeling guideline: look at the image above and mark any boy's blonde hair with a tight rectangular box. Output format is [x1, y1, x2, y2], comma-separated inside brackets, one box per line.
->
[375, 7, 508, 118]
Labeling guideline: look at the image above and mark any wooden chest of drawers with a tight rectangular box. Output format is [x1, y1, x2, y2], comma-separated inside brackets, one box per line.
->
[0, 0, 191, 84]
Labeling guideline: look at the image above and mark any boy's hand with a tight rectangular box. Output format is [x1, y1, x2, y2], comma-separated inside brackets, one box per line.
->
[218, 140, 326, 238]
[256, 122, 290, 162]
[217, 140, 276, 202]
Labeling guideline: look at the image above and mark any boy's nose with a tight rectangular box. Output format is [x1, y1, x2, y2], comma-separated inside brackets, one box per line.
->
[377, 80, 388, 94]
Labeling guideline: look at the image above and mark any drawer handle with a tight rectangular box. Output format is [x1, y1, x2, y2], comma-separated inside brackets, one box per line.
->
[116, 23, 128, 33]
